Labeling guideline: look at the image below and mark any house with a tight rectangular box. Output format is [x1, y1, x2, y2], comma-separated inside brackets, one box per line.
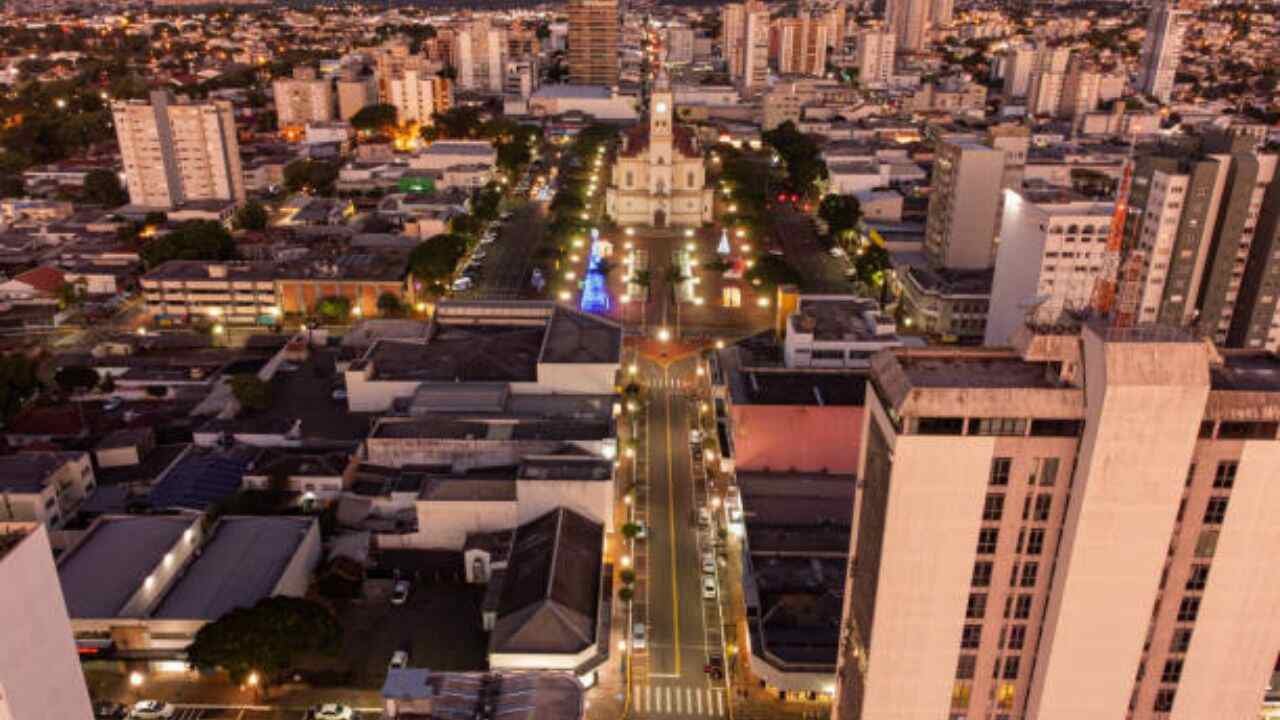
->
[0, 266, 65, 303]
[0, 452, 96, 528]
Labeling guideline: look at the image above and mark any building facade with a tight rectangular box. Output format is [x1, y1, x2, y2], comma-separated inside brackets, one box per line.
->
[273, 66, 334, 128]
[773, 14, 829, 77]
[886, 0, 929, 53]
[855, 30, 896, 88]
[722, 2, 770, 94]
[924, 139, 1006, 270]
[1138, 0, 1188, 103]
[567, 0, 619, 86]
[112, 91, 245, 209]
[388, 70, 453, 126]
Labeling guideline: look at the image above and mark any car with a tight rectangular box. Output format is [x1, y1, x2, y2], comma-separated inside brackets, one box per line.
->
[829, 247, 848, 259]
[634, 523, 647, 540]
[702, 557, 716, 575]
[702, 575, 717, 599]
[102, 396, 124, 412]
[479, 235, 495, 245]
[632, 622, 647, 650]
[278, 362, 300, 372]
[698, 508, 712, 528]
[389, 650, 409, 670]
[472, 250, 488, 260]
[500, 211, 513, 221]
[313, 704, 355, 720]
[705, 655, 725, 679]
[390, 580, 411, 605]
[331, 388, 348, 401]
[127, 701, 175, 719]
[452, 277, 474, 291]
[689, 429, 703, 443]
[94, 701, 127, 719]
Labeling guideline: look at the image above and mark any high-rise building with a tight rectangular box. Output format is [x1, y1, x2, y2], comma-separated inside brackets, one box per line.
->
[824, 4, 848, 52]
[272, 66, 333, 128]
[722, 2, 771, 94]
[1138, 0, 1188, 103]
[336, 68, 378, 121]
[112, 90, 245, 209]
[1122, 133, 1280, 345]
[1001, 44, 1036, 98]
[388, 69, 453, 125]
[774, 14, 830, 76]
[1027, 45, 1070, 117]
[454, 18, 507, 92]
[721, 3, 748, 77]
[666, 24, 696, 65]
[835, 326, 1280, 720]
[924, 139, 1007, 269]
[0, 524, 95, 720]
[567, 0, 619, 86]
[854, 29, 896, 87]
[372, 38, 424, 102]
[1058, 57, 1100, 119]
[886, 0, 929, 53]
[929, 0, 954, 27]
[985, 187, 1115, 344]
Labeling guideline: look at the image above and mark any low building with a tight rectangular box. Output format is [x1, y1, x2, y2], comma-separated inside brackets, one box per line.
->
[409, 141, 497, 174]
[0, 452, 96, 528]
[527, 85, 639, 122]
[895, 261, 992, 343]
[141, 261, 278, 326]
[57, 514, 321, 654]
[382, 668, 584, 720]
[779, 293, 904, 369]
[275, 252, 411, 319]
[0, 524, 95, 720]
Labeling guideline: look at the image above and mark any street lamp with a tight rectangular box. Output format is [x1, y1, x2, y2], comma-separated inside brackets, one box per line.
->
[129, 671, 145, 688]
[558, 290, 572, 301]
[657, 327, 671, 342]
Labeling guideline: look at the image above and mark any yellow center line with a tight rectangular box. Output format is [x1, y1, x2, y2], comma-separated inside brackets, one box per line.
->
[665, 368, 682, 678]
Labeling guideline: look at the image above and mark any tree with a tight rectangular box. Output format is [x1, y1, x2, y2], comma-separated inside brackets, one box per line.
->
[818, 194, 862, 240]
[763, 121, 828, 198]
[82, 168, 128, 207]
[349, 104, 398, 134]
[54, 365, 99, 394]
[408, 234, 470, 293]
[376, 292, 404, 317]
[283, 159, 339, 196]
[228, 374, 272, 412]
[139, 221, 236, 269]
[0, 354, 39, 419]
[56, 279, 85, 310]
[746, 255, 802, 290]
[851, 243, 891, 292]
[314, 295, 352, 324]
[233, 201, 269, 231]
[186, 596, 341, 688]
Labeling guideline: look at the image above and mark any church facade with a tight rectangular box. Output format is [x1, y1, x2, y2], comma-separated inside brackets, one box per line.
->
[606, 76, 713, 228]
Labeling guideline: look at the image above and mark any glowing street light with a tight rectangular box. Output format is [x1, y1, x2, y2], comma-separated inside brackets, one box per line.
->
[212, 323, 225, 335]
[415, 301, 427, 313]
[559, 290, 572, 301]
[715, 339, 726, 349]
[684, 228, 694, 238]
[657, 327, 671, 342]
[629, 363, 638, 375]
[756, 296, 771, 308]
[621, 555, 632, 568]
[564, 271, 577, 281]
[129, 671, 145, 688]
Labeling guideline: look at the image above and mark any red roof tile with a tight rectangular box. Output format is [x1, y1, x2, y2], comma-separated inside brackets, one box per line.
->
[12, 266, 66, 295]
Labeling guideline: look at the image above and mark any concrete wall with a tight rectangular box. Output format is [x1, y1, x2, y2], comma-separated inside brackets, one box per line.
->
[344, 369, 421, 412]
[986, 194, 1046, 345]
[413, 500, 518, 549]
[272, 520, 322, 599]
[730, 404, 862, 474]
[517, 479, 613, 531]
[489, 644, 597, 672]
[0, 524, 94, 720]
[532, 363, 619, 396]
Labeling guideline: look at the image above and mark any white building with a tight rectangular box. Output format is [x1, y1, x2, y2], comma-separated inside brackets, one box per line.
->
[985, 188, 1114, 345]
[112, 90, 245, 209]
[526, 85, 638, 121]
[781, 294, 904, 369]
[388, 69, 453, 125]
[1138, 0, 1187, 103]
[886, 0, 929, 52]
[454, 19, 506, 93]
[407, 141, 497, 173]
[0, 452, 96, 528]
[855, 29, 896, 88]
[273, 66, 334, 127]
[0, 524, 94, 720]
[1001, 44, 1036, 98]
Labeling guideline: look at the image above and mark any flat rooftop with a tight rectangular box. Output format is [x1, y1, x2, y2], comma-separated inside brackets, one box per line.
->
[1211, 351, 1280, 393]
[152, 516, 314, 620]
[370, 417, 613, 442]
[892, 351, 1059, 390]
[0, 452, 81, 494]
[143, 261, 275, 282]
[418, 141, 496, 156]
[792, 296, 889, 341]
[731, 370, 868, 406]
[58, 515, 197, 619]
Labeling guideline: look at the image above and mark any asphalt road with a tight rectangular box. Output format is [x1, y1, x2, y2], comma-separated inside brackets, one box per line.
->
[467, 200, 548, 300]
[771, 209, 855, 294]
[636, 355, 728, 718]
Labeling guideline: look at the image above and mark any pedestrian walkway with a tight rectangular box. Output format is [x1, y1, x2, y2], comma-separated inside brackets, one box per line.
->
[633, 683, 726, 717]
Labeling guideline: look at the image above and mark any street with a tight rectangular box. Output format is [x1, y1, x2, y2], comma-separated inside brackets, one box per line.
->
[160, 705, 381, 720]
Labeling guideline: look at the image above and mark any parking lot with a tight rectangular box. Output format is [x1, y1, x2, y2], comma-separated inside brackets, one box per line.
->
[166, 706, 382, 720]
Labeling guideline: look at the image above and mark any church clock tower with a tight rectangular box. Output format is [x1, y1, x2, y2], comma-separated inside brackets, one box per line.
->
[649, 68, 674, 204]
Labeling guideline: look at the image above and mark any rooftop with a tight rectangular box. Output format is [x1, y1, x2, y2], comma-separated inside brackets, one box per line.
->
[58, 515, 198, 619]
[143, 261, 275, 282]
[382, 669, 584, 720]
[0, 451, 84, 493]
[790, 296, 895, 342]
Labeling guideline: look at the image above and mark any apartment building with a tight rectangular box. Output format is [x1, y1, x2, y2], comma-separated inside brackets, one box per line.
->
[567, 0, 619, 86]
[337, 68, 378, 121]
[925, 139, 1007, 270]
[1027, 46, 1070, 117]
[773, 14, 829, 77]
[1138, 0, 1188, 103]
[985, 187, 1114, 344]
[0, 452, 97, 528]
[834, 324, 1280, 720]
[722, 2, 770, 94]
[0, 524, 94, 720]
[388, 69, 453, 125]
[112, 91, 245, 209]
[1000, 44, 1036, 98]
[665, 24, 695, 64]
[454, 18, 507, 92]
[854, 30, 896, 88]
[141, 261, 278, 325]
[886, 0, 929, 53]
[273, 66, 334, 128]
[1058, 57, 1100, 119]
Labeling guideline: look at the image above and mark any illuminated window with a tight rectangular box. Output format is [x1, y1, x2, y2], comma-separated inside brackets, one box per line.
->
[996, 681, 1016, 709]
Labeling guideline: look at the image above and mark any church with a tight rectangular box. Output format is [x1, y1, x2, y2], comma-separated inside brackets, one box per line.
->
[606, 72, 714, 228]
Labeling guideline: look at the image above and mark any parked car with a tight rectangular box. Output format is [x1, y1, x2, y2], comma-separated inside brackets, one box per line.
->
[634, 523, 647, 540]
[390, 580, 411, 605]
[632, 622, 647, 650]
[313, 704, 355, 720]
[389, 650, 409, 670]
[702, 557, 716, 575]
[127, 701, 174, 719]
[698, 508, 711, 528]
[452, 277, 474, 291]
[94, 701, 127, 719]
[102, 396, 124, 412]
[702, 575, 717, 599]
[331, 388, 348, 401]
[706, 655, 725, 679]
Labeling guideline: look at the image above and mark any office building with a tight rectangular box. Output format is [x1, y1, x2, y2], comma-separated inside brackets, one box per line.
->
[666, 24, 695, 64]
[722, 2, 770, 94]
[567, 0, 619, 86]
[924, 139, 1007, 269]
[774, 14, 829, 77]
[855, 29, 896, 88]
[1001, 44, 1036, 98]
[886, 0, 929, 53]
[834, 325, 1280, 720]
[1138, 0, 1188, 103]
[1027, 46, 1070, 117]
[985, 187, 1114, 344]
[0, 524, 94, 720]
[112, 91, 245, 209]
[930, 0, 954, 26]
[272, 66, 334, 128]
[1058, 57, 1101, 119]
[388, 69, 453, 125]
[454, 19, 507, 92]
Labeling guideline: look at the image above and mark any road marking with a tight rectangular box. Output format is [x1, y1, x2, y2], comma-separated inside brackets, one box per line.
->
[663, 684, 671, 713]
[695, 687, 704, 714]
[664, 371, 681, 677]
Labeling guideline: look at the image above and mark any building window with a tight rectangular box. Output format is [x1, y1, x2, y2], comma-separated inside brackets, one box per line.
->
[1029, 419, 1082, 436]
[1170, 627, 1192, 653]
[1161, 658, 1183, 684]
[1154, 688, 1176, 712]
[990, 457, 1012, 486]
[1020, 561, 1039, 588]
[1032, 457, 1060, 486]
[1026, 528, 1045, 555]
[1008, 625, 1026, 650]
[1033, 493, 1052, 521]
[970, 417, 1027, 436]
[1176, 596, 1200, 622]
[1013, 594, 1032, 619]
[1185, 564, 1209, 591]
[625, 171, 634, 187]
[956, 654, 976, 680]
[972, 561, 993, 587]
[687, 171, 694, 187]
[983, 494, 1005, 521]
[966, 593, 987, 619]
[977, 528, 999, 554]
[961, 624, 982, 649]
[1213, 461, 1237, 489]
[1002, 656, 1020, 680]
[1203, 496, 1229, 524]
[917, 416, 965, 435]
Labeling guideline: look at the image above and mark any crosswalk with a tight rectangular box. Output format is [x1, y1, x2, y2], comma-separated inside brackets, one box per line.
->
[634, 684, 727, 717]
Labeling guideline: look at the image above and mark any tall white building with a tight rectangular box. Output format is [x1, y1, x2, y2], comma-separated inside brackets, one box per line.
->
[1027, 46, 1070, 117]
[886, 0, 929, 53]
[1138, 0, 1187, 103]
[930, 0, 954, 27]
[272, 66, 334, 127]
[925, 139, 1007, 270]
[985, 188, 1114, 345]
[454, 19, 507, 93]
[1001, 44, 1036, 98]
[1058, 58, 1101, 119]
[721, 2, 770, 94]
[388, 69, 453, 125]
[0, 524, 94, 720]
[112, 90, 245, 209]
[855, 29, 896, 88]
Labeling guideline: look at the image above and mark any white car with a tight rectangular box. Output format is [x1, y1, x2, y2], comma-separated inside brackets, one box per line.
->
[331, 388, 348, 401]
[702, 557, 716, 575]
[103, 396, 124, 412]
[698, 508, 711, 528]
[632, 622, 647, 650]
[128, 701, 174, 719]
[313, 704, 355, 720]
[389, 650, 409, 670]
[702, 575, 717, 599]
[390, 580, 411, 606]
[452, 277, 473, 292]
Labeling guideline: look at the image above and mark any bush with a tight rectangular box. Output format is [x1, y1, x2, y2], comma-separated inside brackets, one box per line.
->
[620, 569, 636, 585]
[619, 587, 634, 602]
[54, 365, 98, 394]
[621, 522, 642, 539]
